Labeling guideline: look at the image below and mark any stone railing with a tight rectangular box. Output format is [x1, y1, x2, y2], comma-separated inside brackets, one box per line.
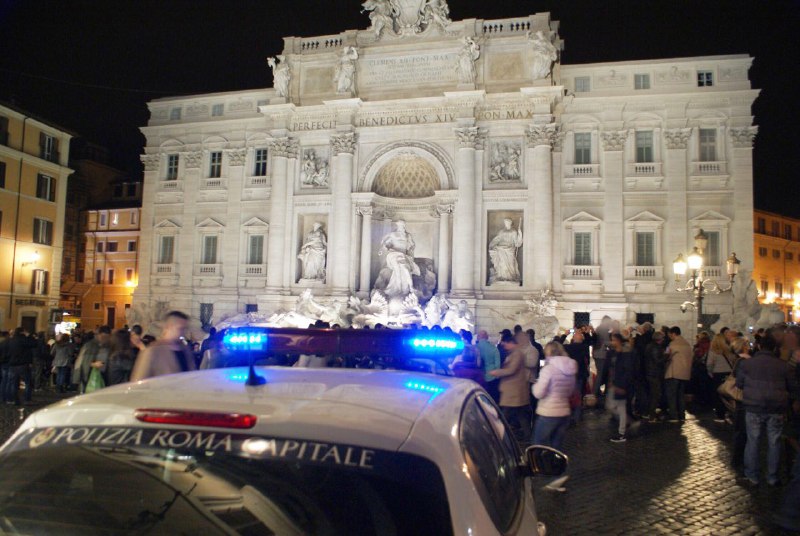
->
[241, 265, 265, 276]
[154, 264, 175, 274]
[298, 34, 345, 53]
[480, 17, 532, 35]
[702, 266, 722, 279]
[564, 164, 600, 178]
[159, 180, 183, 192]
[201, 178, 226, 190]
[195, 264, 221, 276]
[692, 161, 727, 175]
[625, 266, 663, 279]
[564, 265, 600, 279]
[246, 176, 270, 188]
[626, 162, 662, 176]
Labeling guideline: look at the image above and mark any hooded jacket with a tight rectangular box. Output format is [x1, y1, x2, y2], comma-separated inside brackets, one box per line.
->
[533, 355, 578, 417]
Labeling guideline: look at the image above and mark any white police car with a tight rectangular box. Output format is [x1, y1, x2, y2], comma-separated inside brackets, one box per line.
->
[0, 333, 565, 535]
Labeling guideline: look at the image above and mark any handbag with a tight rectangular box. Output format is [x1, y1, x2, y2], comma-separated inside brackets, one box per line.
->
[84, 367, 106, 394]
[717, 355, 742, 402]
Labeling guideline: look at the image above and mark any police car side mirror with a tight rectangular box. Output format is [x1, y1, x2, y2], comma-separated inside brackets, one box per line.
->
[524, 445, 568, 477]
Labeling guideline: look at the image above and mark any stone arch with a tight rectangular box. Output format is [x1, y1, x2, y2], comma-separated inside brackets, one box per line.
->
[359, 140, 455, 194]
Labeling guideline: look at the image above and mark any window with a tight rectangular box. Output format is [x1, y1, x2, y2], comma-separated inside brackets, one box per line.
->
[776, 282, 783, 297]
[703, 231, 720, 266]
[635, 232, 655, 266]
[106, 241, 118, 252]
[760, 281, 768, 294]
[77, 269, 84, 282]
[99, 213, 107, 226]
[125, 183, 137, 197]
[785, 224, 793, 240]
[245, 304, 258, 313]
[574, 133, 591, 164]
[635, 131, 654, 163]
[127, 240, 137, 252]
[773, 249, 781, 259]
[636, 313, 655, 325]
[201, 235, 218, 264]
[634, 73, 650, 90]
[697, 70, 714, 87]
[254, 148, 268, 176]
[786, 252, 794, 262]
[40, 133, 58, 163]
[209, 151, 222, 178]
[158, 236, 175, 264]
[166, 154, 179, 180]
[95, 269, 102, 284]
[247, 235, 264, 264]
[32, 218, 53, 245]
[169, 107, 182, 120]
[113, 184, 123, 197]
[111, 212, 119, 225]
[93, 302, 101, 311]
[130, 210, 138, 225]
[772, 221, 780, 236]
[96, 241, 105, 253]
[575, 76, 590, 92]
[0, 160, 6, 188]
[212, 104, 224, 117]
[0, 116, 8, 145]
[757, 217, 766, 233]
[699, 128, 716, 162]
[126, 268, 134, 282]
[36, 174, 56, 202]
[573, 232, 592, 265]
[758, 247, 767, 257]
[108, 269, 115, 285]
[31, 269, 48, 295]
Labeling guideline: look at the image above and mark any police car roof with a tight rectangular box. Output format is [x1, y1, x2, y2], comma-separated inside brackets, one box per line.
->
[21, 368, 477, 452]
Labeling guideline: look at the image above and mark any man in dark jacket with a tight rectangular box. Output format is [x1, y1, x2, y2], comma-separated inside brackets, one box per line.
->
[564, 330, 591, 421]
[608, 333, 636, 442]
[643, 331, 667, 420]
[736, 329, 795, 486]
[6, 328, 36, 405]
[632, 323, 653, 417]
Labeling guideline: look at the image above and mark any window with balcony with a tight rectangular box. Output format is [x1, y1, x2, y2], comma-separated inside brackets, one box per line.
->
[33, 218, 53, 245]
[635, 131, 654, 163]
[574, 133, 591, 165]
[36, 174, 56, 202]
[699, 129, 716, 162]
[563, 212, 601, 280]
[166, 154, 179, 180]
[39, 133, 59, 163]
[211, 104, 224, 117]
[158, 236, 175, 264]
[254, 148, 268, 176]
[201, 235, 218, 265]
[248, 235, 264, 265]
[634, 74, 650, 90]
[697, 71, 714, 87]
[32, 269, 48, 295]
[573, 232, 592, 266]
[575, 76, 590, 92]
[771, 221, 780, 237]
[635, 232, 655, 266]
[209, 151, 222, 178]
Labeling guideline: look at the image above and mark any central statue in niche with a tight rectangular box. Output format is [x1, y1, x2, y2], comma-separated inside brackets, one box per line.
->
[374, 220, 436, 315]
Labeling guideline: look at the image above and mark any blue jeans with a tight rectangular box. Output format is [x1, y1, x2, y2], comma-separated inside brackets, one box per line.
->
[55, 366, 71, 391]
[744, 412, 783, 484]
[533, 415, 570, 451]
[6, 365, 32, 404]
[0, 364, 10, 402]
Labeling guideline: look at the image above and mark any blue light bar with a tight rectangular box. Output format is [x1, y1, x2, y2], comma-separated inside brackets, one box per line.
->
[404, 380, 445, 395]
[410, 337, 464, 351]
[223, 331, 267, 351]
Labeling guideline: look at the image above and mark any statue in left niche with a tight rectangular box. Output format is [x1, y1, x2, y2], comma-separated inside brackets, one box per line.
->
[267, 55, 291, 98]
[334, 46, 359, 94]
[298, 222, 327, 281]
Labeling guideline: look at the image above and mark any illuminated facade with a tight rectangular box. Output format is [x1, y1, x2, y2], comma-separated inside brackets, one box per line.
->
[753, 209, 800, 321]
[0, 102, 72, 332]
[134, 5, 758, 334]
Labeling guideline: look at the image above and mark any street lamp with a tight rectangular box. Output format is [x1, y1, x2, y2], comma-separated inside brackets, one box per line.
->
[673, 229, 741, 329]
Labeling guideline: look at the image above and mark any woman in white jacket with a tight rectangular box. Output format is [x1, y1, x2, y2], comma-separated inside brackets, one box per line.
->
[532, 341, 578, 451]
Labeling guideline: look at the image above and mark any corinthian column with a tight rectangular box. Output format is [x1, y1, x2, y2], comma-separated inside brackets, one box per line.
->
[266, 137, 298, 290]
[357, 206, 373, 293]
[329, 132, 357, 293]
[525, 123, 558, 290]
[436, 204, 453, 293]
[451, 127, 479, 295]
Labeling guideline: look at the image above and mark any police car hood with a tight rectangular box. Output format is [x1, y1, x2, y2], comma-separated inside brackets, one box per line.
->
[23, 368, 471, 452]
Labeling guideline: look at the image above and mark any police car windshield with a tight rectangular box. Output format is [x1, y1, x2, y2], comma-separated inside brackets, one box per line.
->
[0, 427, 453, 536]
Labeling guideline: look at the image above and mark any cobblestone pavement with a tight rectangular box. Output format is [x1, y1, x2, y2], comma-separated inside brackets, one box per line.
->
[533, 404, 797, 535]
[0, 391, 796, 535]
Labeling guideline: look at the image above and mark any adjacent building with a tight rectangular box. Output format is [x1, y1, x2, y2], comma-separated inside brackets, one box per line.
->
[0, 102, 73, 332]
[753, 209, 800, 322]
[133, 5, 758, 334]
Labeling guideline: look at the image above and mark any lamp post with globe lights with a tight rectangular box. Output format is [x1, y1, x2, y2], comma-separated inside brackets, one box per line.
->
[672, 229, 741, 329]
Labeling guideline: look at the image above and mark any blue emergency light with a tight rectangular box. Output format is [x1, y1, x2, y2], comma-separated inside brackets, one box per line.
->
[223, 330, 267, 351]
[404, 380, 445, 395]
[410, 337, 464, 351]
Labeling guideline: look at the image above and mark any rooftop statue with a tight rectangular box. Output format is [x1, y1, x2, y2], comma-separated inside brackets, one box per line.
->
[362, 0, 451, 39]
[528, 30, 558, 80]
[267, 55, 290, 98]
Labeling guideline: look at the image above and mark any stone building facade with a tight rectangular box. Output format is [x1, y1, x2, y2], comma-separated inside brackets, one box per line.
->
[133, 5, 758, 335]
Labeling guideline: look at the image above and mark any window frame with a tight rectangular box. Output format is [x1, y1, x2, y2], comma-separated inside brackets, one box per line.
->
[635, 130, 654, 163]
[697, 70, 714, 87]
[574, 76, 591, 92]
[166, 154, 179, 180]
[634, 73, 650, 90]
[211, 103, 224, 117]
[698, 128, 717, 162]
[32, 218, 53, 245]
[200, 234, 218, 265]
[209, 151, 223, 179]
[253, 148, 268, 176]
[157, 235, 175, 265]
[574, 132, 592, 165]
[35, 173, 56, 202]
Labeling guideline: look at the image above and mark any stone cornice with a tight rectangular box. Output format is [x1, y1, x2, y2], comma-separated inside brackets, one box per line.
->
[664, 128, 692, 150]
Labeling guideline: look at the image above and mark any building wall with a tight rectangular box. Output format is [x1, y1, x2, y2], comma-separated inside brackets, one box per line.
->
[0, 104, 72, 332]
[753, 210, 800, 321]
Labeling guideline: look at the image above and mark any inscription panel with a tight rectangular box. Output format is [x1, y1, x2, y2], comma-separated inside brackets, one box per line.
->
[359, 53, 458, 89]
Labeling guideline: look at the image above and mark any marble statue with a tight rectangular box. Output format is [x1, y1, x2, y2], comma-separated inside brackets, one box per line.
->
[710, 269, 787, 334]
[362, 0, 451, 38]
[267, 55, 291, 98]
[297, 222, 327, 281]
[422, 0, 451, 29]
[456, 37, 480, 84]
[528, 30, 558, 80]
[441, 298, 475, 333]
[489, 142, 521, 182]
[334, 46, 359, 94]
[488, 218, 523, 284]
[361, 0, 395, 38]
[492, 290, 560, 343]
[300, 149, 330, 187]
[375, 220, 420, 298]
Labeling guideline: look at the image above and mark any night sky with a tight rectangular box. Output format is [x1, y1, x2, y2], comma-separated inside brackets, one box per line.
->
[1, 1, 797, 216]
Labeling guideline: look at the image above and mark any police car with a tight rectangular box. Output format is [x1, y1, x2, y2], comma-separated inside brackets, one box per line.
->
[0, 330, 565, 535]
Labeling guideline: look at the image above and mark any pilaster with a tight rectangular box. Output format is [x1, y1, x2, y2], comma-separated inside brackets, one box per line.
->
[329, 131, 357, 294]
[601, 130, 626, 294]
[451, 126, 479, 296]
[265, 137, 298, 291]
[525, 123, 558, 290]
